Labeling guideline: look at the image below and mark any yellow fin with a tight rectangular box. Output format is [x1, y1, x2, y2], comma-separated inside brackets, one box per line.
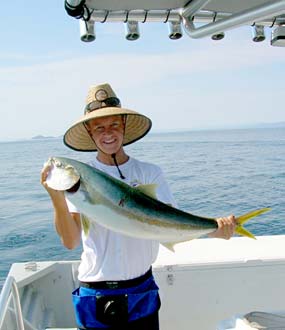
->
[235, 207, 271, 239]
[161, 237, 196, 252]
[81, 214, 91, 236]
[135, 184, 157, 199]
[161, 242, 176, 252]
[237, 208, 271, 225]
[235, 227, 256, 239]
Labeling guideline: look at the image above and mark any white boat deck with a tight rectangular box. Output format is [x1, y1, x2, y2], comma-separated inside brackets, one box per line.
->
[1, 235, 285, 330]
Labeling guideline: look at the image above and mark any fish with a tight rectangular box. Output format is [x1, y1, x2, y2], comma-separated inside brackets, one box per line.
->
[45, 156, 270, 251]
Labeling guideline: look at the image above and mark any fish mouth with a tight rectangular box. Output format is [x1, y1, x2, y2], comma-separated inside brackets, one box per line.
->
[45, 157, 81, 191]
[66, 179, 81, 193]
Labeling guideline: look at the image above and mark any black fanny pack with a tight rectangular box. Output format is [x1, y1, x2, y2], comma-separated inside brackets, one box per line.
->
[96, 293, 128, 326]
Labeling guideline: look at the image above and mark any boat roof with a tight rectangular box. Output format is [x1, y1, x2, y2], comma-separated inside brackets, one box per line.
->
[64, 0, 285, 45]
[84, 0, 276, 13]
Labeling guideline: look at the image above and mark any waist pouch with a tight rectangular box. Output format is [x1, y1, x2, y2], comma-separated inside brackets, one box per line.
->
[72, 276, 161, 329]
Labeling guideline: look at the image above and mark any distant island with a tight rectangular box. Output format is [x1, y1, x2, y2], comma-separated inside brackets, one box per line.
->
[32, 135, 59, 140]
[30, 123, 285, 140]
[255, 121, 285, 128]
[151, 121, 285, 134]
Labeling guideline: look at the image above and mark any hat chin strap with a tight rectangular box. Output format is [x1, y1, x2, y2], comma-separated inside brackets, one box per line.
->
[94, 142, 126, 180]
[93, 141, 126, 180]
[111, 153, 126, 179]
[108, 115, 127, 179]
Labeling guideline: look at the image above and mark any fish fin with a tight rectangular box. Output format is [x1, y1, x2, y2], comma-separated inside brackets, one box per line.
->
[161, 242, 176, 252]
[235, 227, 256, 239]
[81, 214, 91, 236]
[235, 207, 271, 239]
[237, 208, 271, 225]
[135, 184, 158, 199]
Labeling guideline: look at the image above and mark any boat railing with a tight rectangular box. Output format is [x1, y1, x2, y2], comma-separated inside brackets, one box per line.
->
[0, 276, 25, 330]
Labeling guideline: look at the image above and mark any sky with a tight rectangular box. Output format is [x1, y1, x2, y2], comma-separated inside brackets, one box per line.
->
[1, 2, 285, 141]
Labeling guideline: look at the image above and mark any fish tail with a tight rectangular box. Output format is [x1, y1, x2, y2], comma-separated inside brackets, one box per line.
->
[235, 207, 271, 239]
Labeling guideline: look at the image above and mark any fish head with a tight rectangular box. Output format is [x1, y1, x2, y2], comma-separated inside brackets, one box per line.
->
[45, 157, 80, 191]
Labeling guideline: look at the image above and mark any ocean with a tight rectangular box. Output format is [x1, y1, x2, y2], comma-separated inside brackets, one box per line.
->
[0, 128, 284, 287]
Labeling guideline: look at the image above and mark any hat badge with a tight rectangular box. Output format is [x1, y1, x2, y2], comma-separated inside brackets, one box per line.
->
[95, 89, 108, 101]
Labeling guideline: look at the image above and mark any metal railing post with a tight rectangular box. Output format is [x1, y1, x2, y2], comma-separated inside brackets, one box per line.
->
[0, 276, 25, 330]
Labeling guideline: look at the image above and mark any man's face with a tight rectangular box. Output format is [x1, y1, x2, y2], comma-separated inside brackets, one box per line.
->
[87, 115, 125, 154]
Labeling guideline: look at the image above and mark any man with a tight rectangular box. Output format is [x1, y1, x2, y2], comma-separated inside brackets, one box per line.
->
[41, 83, 236, 329]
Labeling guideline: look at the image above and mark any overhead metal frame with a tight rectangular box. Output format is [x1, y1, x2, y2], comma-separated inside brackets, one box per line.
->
[64, 0, 285, 44]
[181, 0, 285, 39]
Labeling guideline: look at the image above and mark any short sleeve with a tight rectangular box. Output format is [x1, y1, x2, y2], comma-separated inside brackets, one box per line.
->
[153, 168, 177, 208]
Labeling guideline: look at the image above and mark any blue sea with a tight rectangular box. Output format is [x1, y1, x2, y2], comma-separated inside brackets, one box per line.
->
[0, 128, 285, 288]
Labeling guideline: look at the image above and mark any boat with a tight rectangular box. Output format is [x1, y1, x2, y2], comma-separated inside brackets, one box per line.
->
[1, 1, 285, 330]
[2, 235, 285, 330]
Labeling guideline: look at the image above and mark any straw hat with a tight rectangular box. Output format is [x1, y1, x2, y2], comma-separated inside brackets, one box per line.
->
[64, 83, 152, 152]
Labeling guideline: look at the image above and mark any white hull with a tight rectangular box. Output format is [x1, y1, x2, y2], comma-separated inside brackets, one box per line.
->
[1, 235, 285, 330]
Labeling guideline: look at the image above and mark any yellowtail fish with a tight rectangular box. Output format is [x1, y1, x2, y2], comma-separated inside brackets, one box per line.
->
[45, 157, 270, 251]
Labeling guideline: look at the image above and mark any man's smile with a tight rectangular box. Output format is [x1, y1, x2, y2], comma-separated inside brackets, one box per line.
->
[103, 138, 116, 145]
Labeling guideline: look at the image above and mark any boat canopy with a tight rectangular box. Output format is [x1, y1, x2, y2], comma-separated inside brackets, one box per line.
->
[64, 0, 285, 46]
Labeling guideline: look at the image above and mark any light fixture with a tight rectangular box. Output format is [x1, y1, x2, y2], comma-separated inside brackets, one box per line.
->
[168, 21, 183, 40]
[252, 24, 265, 42]
[211, 32, 225, 40]
[210, 12, 225, 41]
[271, 25, 285, 47]
[79, 20, 95, 42]
[124, 21, 140, 41]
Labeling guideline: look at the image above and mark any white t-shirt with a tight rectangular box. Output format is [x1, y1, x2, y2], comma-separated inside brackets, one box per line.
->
[66, 156, 176, 282]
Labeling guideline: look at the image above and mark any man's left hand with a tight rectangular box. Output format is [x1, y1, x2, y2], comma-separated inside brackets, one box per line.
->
[208, 215, 236, 240]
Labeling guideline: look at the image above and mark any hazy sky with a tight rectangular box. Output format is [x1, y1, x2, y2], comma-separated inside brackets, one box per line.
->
[1, 2, 285, 140]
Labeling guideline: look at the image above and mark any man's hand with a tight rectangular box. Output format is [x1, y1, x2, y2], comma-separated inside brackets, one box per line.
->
[208, 215, 236, 240]
[40, 163, 65, 199]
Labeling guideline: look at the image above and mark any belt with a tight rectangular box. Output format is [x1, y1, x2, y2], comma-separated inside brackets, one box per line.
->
[80, 267, 153, 290]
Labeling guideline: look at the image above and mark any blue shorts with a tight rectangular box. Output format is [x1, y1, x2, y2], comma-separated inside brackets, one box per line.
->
[72, 275, 161, 329]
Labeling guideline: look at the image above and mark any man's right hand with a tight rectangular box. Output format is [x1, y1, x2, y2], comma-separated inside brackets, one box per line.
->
[40, 163, 65, 199]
